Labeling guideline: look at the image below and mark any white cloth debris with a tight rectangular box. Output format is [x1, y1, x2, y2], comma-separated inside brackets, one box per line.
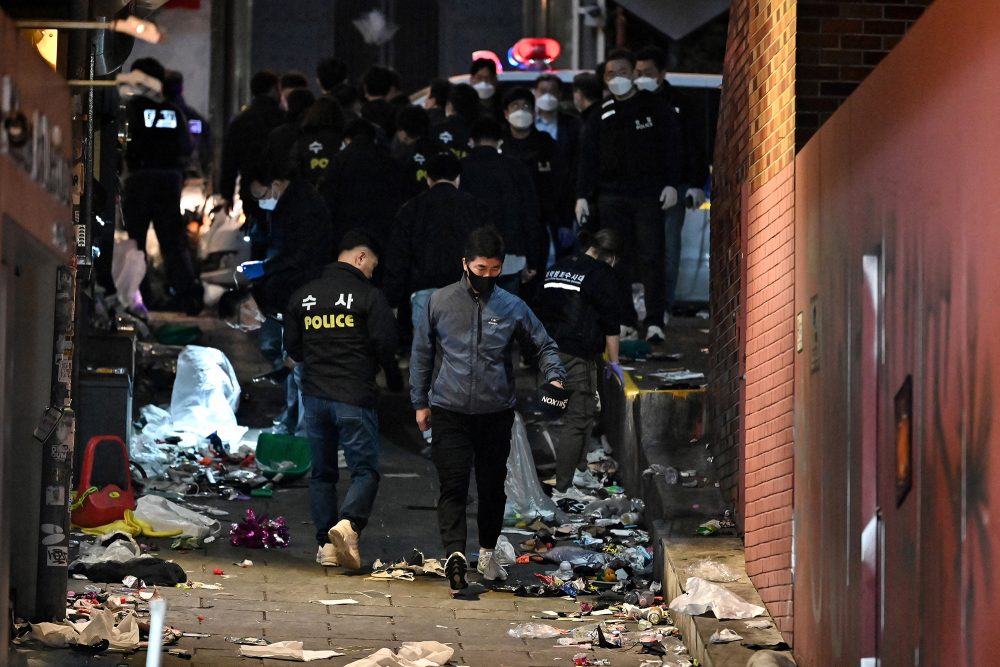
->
[308, 599, 359, 606]
[238, 640, 344, 660]
[710, 628, 743, 643]
[31, 609, 140, 650]
[342, 641, 454, 667]
[669, 577, 766, 620]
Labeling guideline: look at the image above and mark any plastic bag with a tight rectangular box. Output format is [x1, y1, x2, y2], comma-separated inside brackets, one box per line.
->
[505, 412, 564, 523]
[494, 535, 517, 566]
[542, 545, 608, 568]
[687, 559, 740, 583]
[133, 495, 221, 539]
[111, 236, 146, 311]
[507, 622, 565, 639]
[710, 628, 743, 643]
[169, 346, 246, 443]
[668, 577, 765, 619]
[72, 536, 142, 565]
[632, 283, 646, 324]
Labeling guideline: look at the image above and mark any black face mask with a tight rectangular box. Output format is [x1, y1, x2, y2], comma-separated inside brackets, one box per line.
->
[466, 269, 497, 296]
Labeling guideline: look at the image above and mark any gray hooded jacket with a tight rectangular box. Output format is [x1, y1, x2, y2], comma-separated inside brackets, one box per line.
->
[410, 277, 564, 414]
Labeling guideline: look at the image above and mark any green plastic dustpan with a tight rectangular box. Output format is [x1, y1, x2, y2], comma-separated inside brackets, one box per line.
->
[255, 433, 312, 480]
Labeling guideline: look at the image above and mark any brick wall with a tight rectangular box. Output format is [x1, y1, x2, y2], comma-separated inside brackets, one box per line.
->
[796, 1, 933, 148]
[708, 0, 750, 522]
[743, 162, 795, 638]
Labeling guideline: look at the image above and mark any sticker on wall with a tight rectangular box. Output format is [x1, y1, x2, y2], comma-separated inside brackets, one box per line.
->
[895, 375, 913, 506]
[809, 295, 820, 373]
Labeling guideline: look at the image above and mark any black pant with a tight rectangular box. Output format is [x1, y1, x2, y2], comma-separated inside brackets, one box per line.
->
[122, 170, 199, 301]
[430, 406, 514, 556]
[598, 192, 666, 327]
[555, 353, 597, 492]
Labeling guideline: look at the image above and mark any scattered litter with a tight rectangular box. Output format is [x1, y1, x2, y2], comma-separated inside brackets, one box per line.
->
[745, 619, 773, 629]
[227, 636, 269, 645]
[235, 559, 254, 568]
[342, 641, 453, 667]
[508, 622, 567, 639]
[696, 520, 721, 536]
[687, 559, 739, 583]
[238, 639, 345, 661]
[710, 628, 743, 643]
[642, 464, 679, 484]
[229, 508, 290, 548]
[212, 568, 225, 575]
[309, 599, 359, 606]
[190, 581, 224, 590]
[668, 577, 765, 619]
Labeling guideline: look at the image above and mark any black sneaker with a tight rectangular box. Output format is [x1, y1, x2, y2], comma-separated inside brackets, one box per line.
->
[445, 551, 468, 591]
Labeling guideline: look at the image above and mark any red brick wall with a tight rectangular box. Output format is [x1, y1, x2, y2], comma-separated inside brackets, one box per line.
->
[796, 1, 932, 147]
[743, 162, 795, 638]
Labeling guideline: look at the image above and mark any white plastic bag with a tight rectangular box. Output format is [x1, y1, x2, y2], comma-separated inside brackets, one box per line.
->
[505, 412, 564, 523]
[133, 495, 220, 539]
[169, 346, 245, 443]
[668, 577, 765, 619]
[687, 558, 740, 583]
[507, 622, 565, 639]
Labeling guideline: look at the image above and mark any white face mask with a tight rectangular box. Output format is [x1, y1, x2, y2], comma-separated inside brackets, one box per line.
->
[607, 76, 633, 97]
[472, 81, 495, 100]
[535, 92, 559, 112]
[258, 197, 278, 211]
[634, 76, 659, 92]
[508, 109, 534, 130]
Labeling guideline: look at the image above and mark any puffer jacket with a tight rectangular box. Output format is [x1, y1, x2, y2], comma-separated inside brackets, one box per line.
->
[409, 276, 564, 414]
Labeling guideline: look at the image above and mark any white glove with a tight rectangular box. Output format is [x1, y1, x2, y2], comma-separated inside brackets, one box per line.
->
[575, 198, 590, 223]
[686, 187, 707, 209]
[659, 185, 678, 210]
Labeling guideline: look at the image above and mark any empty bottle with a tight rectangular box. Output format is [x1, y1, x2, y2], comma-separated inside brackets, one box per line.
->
[556, 561, 573, 580]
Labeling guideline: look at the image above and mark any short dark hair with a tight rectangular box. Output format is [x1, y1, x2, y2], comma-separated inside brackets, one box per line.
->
[131, 57, 165, 84]
[301, 96, 346, 132]
[573, 72, 602, 103]
[362, 66, 400, 98]
[280, 70, 309, 91]
[163, 69, 183, 99]
[338, 228, 381, 257]
[343, 118, 378, 141]
[250, 70, 279, 97]
[333, 83, 360, 110]
[584, 227, 622, 262]
[396, 105, 429, 139]
[464, 226, 505, 261]
[605, 48, 636, 68]
[428, 79, 451, 107]
[469, 58, 497, 79]
[470, 117, 503, 144]
[285, 88, 316, 123]
[316, 57, 348, 90]
[426, 152, 461, 182]
[503, 87, 535, 111]
[533, 73, 561, 90]
[448, 84, 480, 120]
[635, 45, 668, 72]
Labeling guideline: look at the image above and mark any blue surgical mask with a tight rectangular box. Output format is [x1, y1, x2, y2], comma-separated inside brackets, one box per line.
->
[258, 197, 278, 211]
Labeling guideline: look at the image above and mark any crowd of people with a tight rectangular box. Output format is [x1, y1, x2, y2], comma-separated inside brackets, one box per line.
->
[117, 47, 707, 592]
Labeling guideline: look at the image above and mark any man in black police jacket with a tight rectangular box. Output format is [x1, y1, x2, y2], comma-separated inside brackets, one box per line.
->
[284, 230, 403, 571]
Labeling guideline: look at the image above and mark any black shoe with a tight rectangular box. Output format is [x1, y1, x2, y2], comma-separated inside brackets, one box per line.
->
[445, 551, 468, 591]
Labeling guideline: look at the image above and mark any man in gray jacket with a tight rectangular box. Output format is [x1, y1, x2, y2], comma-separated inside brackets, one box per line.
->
[410, 226, 565, 593]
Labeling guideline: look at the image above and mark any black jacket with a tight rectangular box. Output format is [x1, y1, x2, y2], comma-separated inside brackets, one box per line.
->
[256, 179, 333, 315]
[292, 127, 343, 187]
[285, 262, 400, 407]
[459, 146, 545, 271]
[383, 183, 490, 307]
[502, 128, 574, 239]
[261, 121, 302, 181]
[431, 116, 472, 158]
[577, 90, 683, 197]
[318, 135, 409, 247]
[123, 95, 191, 172]
[656, 83, 710, 189]
[218, 95, 284, 202]
[535, 252, 622, 359]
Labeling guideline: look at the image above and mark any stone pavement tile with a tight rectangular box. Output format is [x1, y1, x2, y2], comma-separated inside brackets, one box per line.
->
[511, 596, 580, 612]
[192, 647, 261, 665]
[325, 576, 394, 596]
[387, 617, 462, 642]
[388, 593, 518, 610]
[453, 606, 532, 621]
[455, 617, 536, 642]
[262, 616, 396, 642]
[530, 647, 653, 666]
[451, 647, 536, 666]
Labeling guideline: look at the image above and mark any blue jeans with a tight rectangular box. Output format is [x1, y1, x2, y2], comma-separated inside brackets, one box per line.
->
[302, 395, 381, 544]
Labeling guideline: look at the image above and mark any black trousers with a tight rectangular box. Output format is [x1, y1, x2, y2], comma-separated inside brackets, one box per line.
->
[430, 406, 514, 556]
[555, 353, 598, 492]
[122, 169, 199, 301]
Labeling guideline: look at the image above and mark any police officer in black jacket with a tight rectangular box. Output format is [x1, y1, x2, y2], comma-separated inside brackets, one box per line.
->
[576, 48, 684, 344]
[121, 57, 202, 314]
[535, 229, 625, 494]
[285, 230, 403, 571]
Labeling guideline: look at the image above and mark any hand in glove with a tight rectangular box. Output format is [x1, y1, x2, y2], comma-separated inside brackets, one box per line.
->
[659, 185, 678, 210]
[685, 187, 707, 209]
[575, 198, 590, 223]
[605, 361, 625, 386]
[237, 260, 266, 280]
[557, 226, 576, 249]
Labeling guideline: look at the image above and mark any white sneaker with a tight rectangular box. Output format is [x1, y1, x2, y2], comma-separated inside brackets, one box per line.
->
[572, 469, 603, 490]
[663, 312, 671, 327]
[620, 325, 638, 340]
[645, 325, 665, 343]
[476, 547, 508, 581]
[328, 519, 361, 569]
[316, 543, 339, 567]
[553, 486, 596, 502]
[337, 450, 348, 469]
